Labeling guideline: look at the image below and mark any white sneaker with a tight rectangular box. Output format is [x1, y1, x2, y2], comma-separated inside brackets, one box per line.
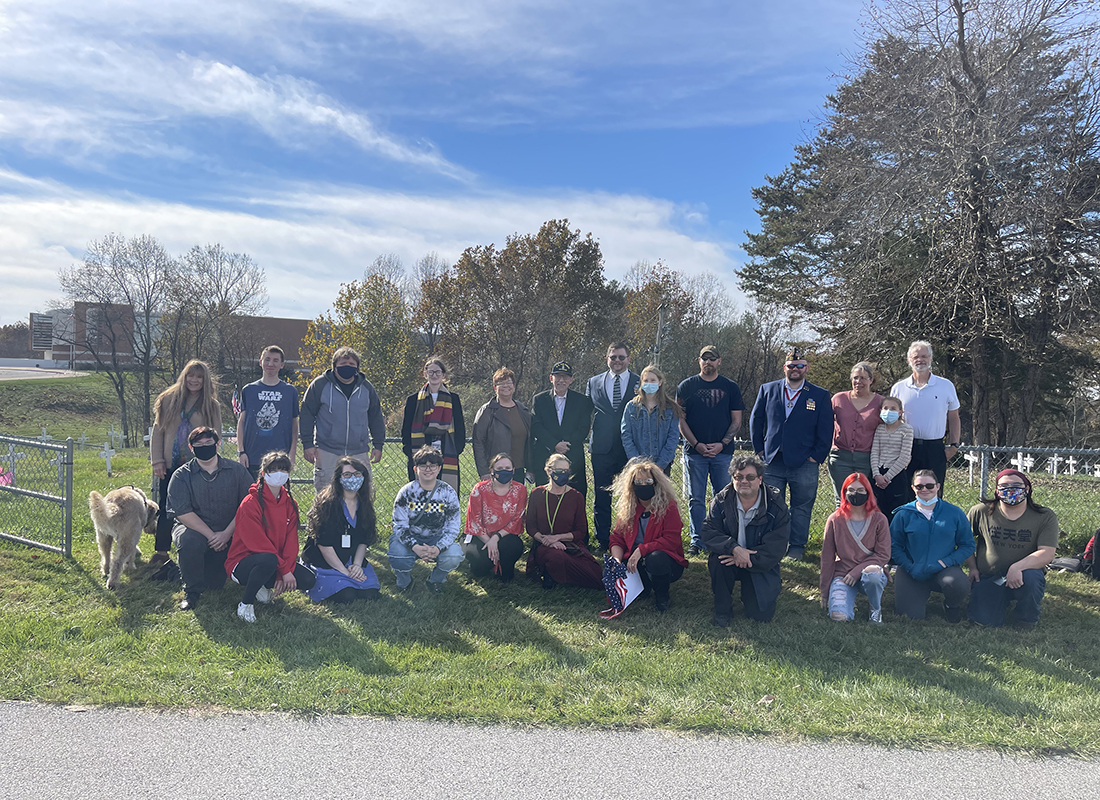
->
[237, 602, 256, 623]
[254, 586, 273, 604]
[870, 609, 883, 624]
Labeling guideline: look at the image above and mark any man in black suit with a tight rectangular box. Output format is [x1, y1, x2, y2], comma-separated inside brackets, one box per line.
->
[530, 361, 594, 494]
[586, 342, 640, 550]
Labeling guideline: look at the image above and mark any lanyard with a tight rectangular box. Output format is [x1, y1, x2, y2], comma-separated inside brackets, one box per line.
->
[545, 488, 567, 534]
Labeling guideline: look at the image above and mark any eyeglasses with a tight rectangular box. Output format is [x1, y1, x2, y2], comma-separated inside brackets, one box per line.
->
[341, 471, 363, 478]
[700, 356, 719, 362]
[416, 462, 442, 470]
[633, 479, 655, 486]
[913, 482, 937, 491]
[847, 490, 868, 496]
[608, 355, 628, 361]
[997, 484, 1027, 491]
[785, 363, 808, 369]
[732, 474, 760, 482]
[425, 370, 443, 377]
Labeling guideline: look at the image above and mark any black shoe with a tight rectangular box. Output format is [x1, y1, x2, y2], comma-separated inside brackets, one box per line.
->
[179, 592, 200, 611]
[944, 603, 963, 623]
[712, 613, 730, 628]
[785, 547, 805, 561]
[425, 580, 445, 594]
[688, 544, 702, 557]
[655, 593, 670, 613]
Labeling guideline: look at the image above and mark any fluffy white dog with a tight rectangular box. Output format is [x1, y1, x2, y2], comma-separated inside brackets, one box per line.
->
[88, 486, 158, 590]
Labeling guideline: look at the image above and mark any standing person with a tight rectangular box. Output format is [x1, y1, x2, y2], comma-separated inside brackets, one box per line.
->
[609, 458, 689, 613]
[677, 345, 745, 556]
[890, 340, 961, 498]
[587, 342, 640, 550]
[388, 446, 463, 593]
[401, 358, 465, 493]
[749, 348, 833, 561]
[471, 368, 533, 481]
[236, 345, 299, 481]
[819, 473, 891, 624]
[530, 361, 594, 495]
[701, 454, 790, 626]
[966, 469, 1059, 629]
[150, 360, 222, 568]
[621, 364, 683, 475]
[224, 451, 316, 623]
[301, 457, 381, 604]
[827, 362, 883, 504]
[300, 347, 385, 494]
[525, 454, 603, 590]
[464, 454, 528, 583]
[166, 427, 252, 611]
[870, 396, 914, 521]
[890, 469, 974, 622]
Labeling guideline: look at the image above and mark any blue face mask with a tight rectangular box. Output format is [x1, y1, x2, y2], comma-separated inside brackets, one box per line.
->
[880, 409, 900, 424]
[335, 364, 358, 381]
[493, 469, 514, 485]
[341, 474, 364, 493]
[550, 470, 570, 486]
[641, 382, 660, 395]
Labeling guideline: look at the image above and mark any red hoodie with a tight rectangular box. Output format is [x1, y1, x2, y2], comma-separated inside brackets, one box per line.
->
[225, 482, 301, 579]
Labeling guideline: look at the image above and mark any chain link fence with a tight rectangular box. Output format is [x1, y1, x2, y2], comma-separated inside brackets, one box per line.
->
[0, 434, 74, 556]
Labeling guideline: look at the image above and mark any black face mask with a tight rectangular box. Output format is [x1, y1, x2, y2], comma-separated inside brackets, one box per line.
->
[634, 484, 656, 501]
[550, 471, 571, 486]
[192, 443, 218, 461]
[493, 469, 514, 485]
[335, 364, 358, 381]
[847, 492, 868, 506]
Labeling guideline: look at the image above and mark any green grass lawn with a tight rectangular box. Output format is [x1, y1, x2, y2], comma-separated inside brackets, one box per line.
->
[2, 445, 1100, 754]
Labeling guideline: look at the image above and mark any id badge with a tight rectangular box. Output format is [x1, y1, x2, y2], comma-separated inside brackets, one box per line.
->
[342, 534, 352, 549]
[431, 440, 442, 451]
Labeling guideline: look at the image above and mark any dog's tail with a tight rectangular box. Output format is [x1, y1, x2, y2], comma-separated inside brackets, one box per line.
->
[88, 490, 108, 528]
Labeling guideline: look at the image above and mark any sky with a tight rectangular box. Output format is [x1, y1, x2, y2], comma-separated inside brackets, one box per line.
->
[0, 0, 866, 325]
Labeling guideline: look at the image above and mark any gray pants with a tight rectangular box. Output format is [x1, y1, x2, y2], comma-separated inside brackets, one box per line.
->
[894, 565, 969, 619]
[313, 449, 374, 497]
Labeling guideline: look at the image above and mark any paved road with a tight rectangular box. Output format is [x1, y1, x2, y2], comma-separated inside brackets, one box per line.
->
[0, 701, 1092, 799]
[0, 367, 85, 381]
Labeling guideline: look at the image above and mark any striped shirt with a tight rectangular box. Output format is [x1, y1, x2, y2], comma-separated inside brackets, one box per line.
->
[870, 421, 914, 482]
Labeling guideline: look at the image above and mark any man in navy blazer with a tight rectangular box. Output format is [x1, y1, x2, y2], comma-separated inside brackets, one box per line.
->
[749, 348, 833, 561]
[530, 361, 594, 494]
[586, 342, 640, 549]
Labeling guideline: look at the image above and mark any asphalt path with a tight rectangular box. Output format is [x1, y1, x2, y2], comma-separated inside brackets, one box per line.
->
[0, 701, 1093, 799]
[0, 367, 84, 381]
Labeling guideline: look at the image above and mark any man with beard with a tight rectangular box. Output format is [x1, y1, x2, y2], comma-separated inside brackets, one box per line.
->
[586, 342, 639, 550]
[677, 346, 745, 556]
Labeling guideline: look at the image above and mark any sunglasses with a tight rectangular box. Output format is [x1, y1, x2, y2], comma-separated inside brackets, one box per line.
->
[608, 355, 628, 361]
[700, 356, 719, 362]
[785, 363, 808, 369]
[913, 482, 937, 490]
[732, 474, 760, 482]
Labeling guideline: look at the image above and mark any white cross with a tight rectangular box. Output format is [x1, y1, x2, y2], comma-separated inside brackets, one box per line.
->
[76, 432, 89, 451]
[36, 427, 52, 443]
[48, 455, 65, 488]
[143, 426, 154, 445]
[1010, 452, 1034, 473]
[1046, 454, 1064, 476]
[98, 442, 116, 476]
[1066, 456, 1078, 476]
[4, 444, 26, 482]
[963, 452, 980, 486]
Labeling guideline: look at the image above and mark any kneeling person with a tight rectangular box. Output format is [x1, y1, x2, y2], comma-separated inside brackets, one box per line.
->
[966, 469, 1058, 629]
[820, 473, 890, 624]
[465, 454, 527, 582]
[389, 446, 463, 593]
[702, 454, 790, 626]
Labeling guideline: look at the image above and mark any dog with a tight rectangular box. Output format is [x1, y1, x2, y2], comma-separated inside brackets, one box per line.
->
[88, 486, 158, 590]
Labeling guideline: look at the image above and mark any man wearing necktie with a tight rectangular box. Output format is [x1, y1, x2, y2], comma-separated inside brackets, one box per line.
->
[586, 342, 640, 550]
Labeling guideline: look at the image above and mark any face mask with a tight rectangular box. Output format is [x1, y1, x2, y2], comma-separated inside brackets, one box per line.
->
[550, 470, 570, 486]
[846, 492, 868, 506]
[192, 443, 217, 461]
[641, 382, 660, 395]
[880, 409, 900, 424]
[341, 474, 364, 492]
[335, 364, 358, 380]
[997, 487, 1027, 506]
[916, 496, 938, 508]
[634, 483, 656, 501]
[493, 469, 514, 485]
[265, 471, 289, 487]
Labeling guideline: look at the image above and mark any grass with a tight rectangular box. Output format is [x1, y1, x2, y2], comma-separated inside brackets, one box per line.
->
[1, 446, 1099, 755]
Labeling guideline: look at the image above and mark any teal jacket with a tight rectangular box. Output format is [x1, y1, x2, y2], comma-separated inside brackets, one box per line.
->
[889, 499, 975, 581]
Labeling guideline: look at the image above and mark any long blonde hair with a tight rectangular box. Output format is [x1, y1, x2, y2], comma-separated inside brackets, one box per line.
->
[628, 364, 684, 419]
[154, 360, 220, 427]
[611, 457, 681, 532]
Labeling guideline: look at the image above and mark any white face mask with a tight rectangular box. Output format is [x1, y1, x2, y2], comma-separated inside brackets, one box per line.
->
[641, 382, 660, 395]
[265, 471, 290, 488]
[916, 495, 938, 508]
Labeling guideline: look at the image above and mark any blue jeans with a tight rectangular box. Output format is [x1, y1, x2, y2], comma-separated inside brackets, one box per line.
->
[686, 450, 733, 549]
[387, 534, 465, 586]
[968, 569, 1046, 627]
[763, 457, 819, 550]
[828, 569, 887, 620]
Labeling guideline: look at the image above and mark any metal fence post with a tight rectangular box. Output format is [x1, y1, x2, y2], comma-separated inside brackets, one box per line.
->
[64, 437, 74, 557]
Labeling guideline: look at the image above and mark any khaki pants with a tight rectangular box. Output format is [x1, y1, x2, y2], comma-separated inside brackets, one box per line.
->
[313, 449, 374, 498]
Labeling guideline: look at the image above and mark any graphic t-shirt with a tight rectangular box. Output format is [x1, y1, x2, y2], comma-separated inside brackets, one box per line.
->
[240, 379, 299, 462]
[967, 503, 1060, 575]
[392, 480, 461, 548]
[676, 374, 745, 454]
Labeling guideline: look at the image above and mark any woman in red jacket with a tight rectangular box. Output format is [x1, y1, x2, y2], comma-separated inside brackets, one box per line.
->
[609, 458, 688, 612]
[225, 451, 316, 623]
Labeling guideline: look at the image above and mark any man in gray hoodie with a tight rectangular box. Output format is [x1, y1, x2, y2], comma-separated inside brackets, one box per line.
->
[300, 346, 386, 493]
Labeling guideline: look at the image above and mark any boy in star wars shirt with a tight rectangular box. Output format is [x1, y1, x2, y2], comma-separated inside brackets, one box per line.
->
[388, 446, 463, 593]
[237, 345, 300, 481]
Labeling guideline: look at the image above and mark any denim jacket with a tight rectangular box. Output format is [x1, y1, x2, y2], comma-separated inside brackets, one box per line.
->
[620, 402, 680, 469]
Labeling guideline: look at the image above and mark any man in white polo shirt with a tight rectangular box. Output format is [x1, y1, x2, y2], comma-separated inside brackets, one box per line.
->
[890, 340, 960, 500]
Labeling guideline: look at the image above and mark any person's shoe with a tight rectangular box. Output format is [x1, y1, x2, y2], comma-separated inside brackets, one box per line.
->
[785, 547, 805, 561]
[425, 580, 445, 594]
[237, 602, 256, 623]
[148, 552, 171, 568]
[688, 544, 702, 557]
[869, 609, 883, 625]
[944, 603, 963, 623]
[394, 572, 412, 592]
[542, 572, 557, 590]
[254, 586, 273, 605]
[655, 593, 671, 613]
[179, 592, 200, 611]
[712, 613, 730, 628]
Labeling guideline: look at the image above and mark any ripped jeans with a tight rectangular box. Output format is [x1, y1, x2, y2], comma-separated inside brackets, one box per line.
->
[828, 567, 887, 620]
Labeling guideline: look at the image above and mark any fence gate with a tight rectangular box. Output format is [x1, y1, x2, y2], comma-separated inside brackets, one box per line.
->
[0, 434, 74, 556]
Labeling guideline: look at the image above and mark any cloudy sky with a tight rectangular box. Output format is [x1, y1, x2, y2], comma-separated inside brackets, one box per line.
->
[0, 0, 865, 324]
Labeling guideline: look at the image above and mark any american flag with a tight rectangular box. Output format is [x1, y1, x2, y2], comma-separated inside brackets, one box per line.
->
[231, 388, 241, 418]
[598, 554, 630, 619]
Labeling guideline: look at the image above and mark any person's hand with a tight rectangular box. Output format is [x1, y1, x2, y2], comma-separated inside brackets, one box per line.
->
[486, 535, 500, 565]
[732, 546, 755, 568]
[706, 443, 723, 457]
[874, 474, 889, 489]
[152, 463, 166, 479]
[288, 453, 295, 472]
[412, 544, 431, 560]
[555, 441, 570, 454]
[239, 453, 249, 469]
[281, 571, 297, 592]
[945, 444, 959, 459]
[626, 548, 642, 573]
[348, 563, 365, 582]
[970, 569, 980, 584]
[208, 528, 231, 551]
[303, 447, 319, 465]
[807, 457, 817, 464]
[549, 540, 567, 551]
[718, 554, 739, 566]
[423, 545, 440, 562]
[842, 573, 858, 586]
[1006, 563, 1024, 589]
[370, 449, 383, 464]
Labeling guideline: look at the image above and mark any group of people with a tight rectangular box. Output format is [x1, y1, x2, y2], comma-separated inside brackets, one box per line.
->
[147, 338, 1058, 628]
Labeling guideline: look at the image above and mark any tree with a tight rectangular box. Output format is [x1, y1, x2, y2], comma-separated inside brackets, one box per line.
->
[741, 0, 1100, 445]
[58, 233, 179, 443]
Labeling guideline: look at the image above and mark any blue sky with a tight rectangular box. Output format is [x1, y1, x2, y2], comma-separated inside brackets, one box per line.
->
[0, 0, 864, 324]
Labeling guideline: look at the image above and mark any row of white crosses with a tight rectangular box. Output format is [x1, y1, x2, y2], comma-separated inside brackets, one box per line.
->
[963, 451, 1100, 486]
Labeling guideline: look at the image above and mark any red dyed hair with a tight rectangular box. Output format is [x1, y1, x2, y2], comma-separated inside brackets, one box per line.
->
[839, 472, 878, 517]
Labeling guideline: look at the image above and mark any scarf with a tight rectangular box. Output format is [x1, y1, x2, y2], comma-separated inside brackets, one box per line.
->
[410, 384, 459, 483]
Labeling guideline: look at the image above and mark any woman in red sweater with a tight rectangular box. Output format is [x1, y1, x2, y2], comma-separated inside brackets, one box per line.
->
[819, 472, 890, 624]
[464, 453, 528, 582]
[225, 451, 316, 623]
[609, 458, 688, 613]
